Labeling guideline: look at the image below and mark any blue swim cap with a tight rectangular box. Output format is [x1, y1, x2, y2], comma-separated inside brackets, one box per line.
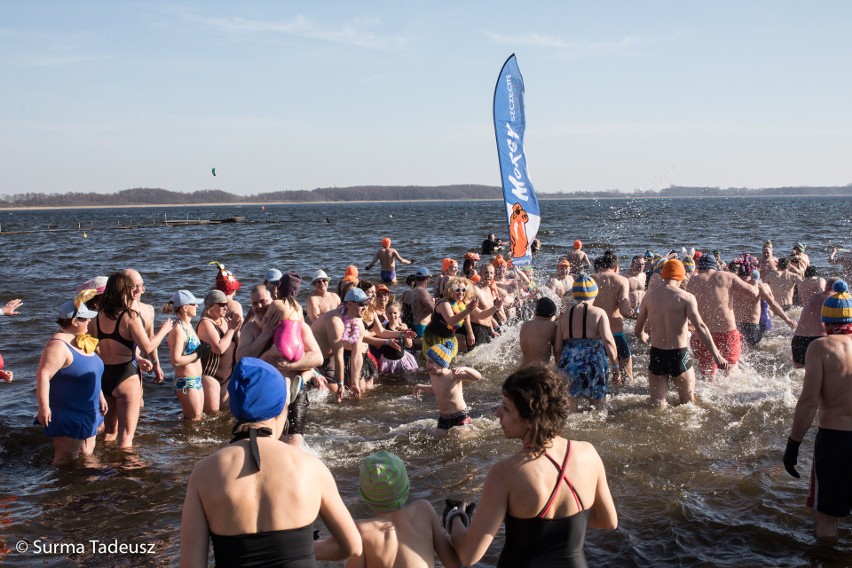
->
[228, 358, 288, 423]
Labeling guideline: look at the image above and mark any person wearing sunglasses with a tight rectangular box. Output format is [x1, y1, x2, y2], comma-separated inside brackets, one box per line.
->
[422, 277, 478, 365]
[197, 289, 242, 413]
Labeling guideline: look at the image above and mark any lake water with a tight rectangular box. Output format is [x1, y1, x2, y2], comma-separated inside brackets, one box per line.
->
[1, 196, 851, 567]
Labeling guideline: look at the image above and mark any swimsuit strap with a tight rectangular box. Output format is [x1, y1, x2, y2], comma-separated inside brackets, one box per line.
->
[567, 305, 576, 340]
[582, 303, 588, 339]
[537, 441, 585, 518]
[230, 426, 273, 471]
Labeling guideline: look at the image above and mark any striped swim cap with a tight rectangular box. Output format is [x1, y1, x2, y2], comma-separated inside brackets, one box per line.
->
[822, 280, 852, 324]
[572, 273, 598, 300]
[682, 256, 695, 273]
[359, 451, 410, 513]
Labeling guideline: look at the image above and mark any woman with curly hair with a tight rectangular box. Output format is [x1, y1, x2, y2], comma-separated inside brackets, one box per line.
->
[448, 365, 617, 567]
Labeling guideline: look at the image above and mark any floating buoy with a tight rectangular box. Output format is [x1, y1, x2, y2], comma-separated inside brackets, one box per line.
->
[82, 232, 87, 238]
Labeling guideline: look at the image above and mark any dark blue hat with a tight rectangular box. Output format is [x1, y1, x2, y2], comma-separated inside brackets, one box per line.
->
[228, 358, 288, 423]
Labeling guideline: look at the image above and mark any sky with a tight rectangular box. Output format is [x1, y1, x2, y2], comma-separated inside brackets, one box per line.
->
[2, 1, 851, 196]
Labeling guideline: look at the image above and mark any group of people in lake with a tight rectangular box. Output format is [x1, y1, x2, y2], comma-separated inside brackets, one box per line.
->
[7, 233, 852, 565]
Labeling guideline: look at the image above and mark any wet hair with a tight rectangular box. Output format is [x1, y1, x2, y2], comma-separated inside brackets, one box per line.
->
[777, 257, 790, 270]
[535, 297, 558, 318]
[595, 250, 618, 270]
[100, 272, 136, 320]
[805, 266, 817, 277]
[358, 280, 375, 293]
[462, 258, 476, 278]
[502, 365, 568, 454]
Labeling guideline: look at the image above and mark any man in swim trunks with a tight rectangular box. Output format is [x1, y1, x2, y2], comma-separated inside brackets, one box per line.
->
[121, 269, 161, 383]
[311, 287, 370, 402]
[791, 278, 836, 368]
[470, 264, 504, 347]
[686, 253, 758, 380]
[764, 257, 803, 310]
[593, 251, 635, 383]
[306, 269, 340, 324]
[365, 238, 413, 284]
[566, 240, 591, 275]
[730, 259, 796, 351]
[637, 259, 729, 408]
[785, 280, 852, 543]
[411, 267, 434, 343]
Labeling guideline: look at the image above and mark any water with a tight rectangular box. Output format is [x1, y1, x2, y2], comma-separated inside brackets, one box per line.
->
[1, 197, 851, 567]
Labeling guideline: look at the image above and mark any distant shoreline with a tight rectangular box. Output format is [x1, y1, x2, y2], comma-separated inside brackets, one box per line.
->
[0, 193, 848, 212]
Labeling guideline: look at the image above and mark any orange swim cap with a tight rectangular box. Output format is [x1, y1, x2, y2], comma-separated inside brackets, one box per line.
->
[492, 256, 507, 267]
[442, 258, 458, 272]
[557, 259, 570, 267]
[660, 259, 685, 281]
[381, 238, 391, 248]
[344, 265, 359, 282]
[573, 240, 582, 249]
[470, 274, 482, 283]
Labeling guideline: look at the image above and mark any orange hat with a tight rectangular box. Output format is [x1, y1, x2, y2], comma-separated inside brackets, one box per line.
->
[660, 259, 685, 281]
[343, 265, 359, 282]
[442, 258, 458, 272]
[573, 240, 582, 249]
[376, 284, 390, 294]
[470, 274, 482, 283]
[381, 237, 391, 248]
[492, 256, 507, 267]
[557, 259, 570, 267]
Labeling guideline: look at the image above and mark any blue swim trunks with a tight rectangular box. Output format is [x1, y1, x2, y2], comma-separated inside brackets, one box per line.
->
[413, 324, 428, 338]
[612, 332, 631, 360]
[380, 270, 396, 284]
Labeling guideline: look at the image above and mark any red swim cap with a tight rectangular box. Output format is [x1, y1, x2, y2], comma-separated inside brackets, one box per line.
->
[381, 238, 391, 248]
[573, 240, 582, 249]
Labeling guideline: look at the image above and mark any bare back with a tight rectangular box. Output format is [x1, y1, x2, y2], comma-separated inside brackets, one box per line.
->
[593, 271, 631, 333]
[794, 291, 831, 337]
[352, 500, 455, 568]
[519, 318, 556, 367]
[640, 283, 694, 349]
[808, 336, 852, 430]
[686, 270, 755, 333]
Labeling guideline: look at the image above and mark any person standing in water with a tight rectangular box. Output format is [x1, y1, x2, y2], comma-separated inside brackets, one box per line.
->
[365, 238, 413, 285]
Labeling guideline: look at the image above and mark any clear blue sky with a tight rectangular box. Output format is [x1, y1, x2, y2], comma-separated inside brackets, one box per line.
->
[2, 1, 851, 195]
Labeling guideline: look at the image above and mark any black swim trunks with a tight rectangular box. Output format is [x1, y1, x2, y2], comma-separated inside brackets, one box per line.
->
[808, 428, 852, 517]
[791, 335, 821, 366]
[437, 410, 472, 431]
[471, 322, 493, 347]
[648, 347, 692, 378]
[737, 322, 764, 348]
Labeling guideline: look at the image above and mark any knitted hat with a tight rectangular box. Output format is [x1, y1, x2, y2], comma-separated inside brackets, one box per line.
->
[359, 451, 410, 513]
[426, 340, 454, 368]
[793, 243, 806, 252]
[682, 257, 695, 273]
[696, 254, 717, 270]
[228, 357, 288, 423]
[343, 265, 359, 282]
[651, 257, 667, 274]
[821, 281, 852, 324]
[660, 259, 685, 281]
[572, 273, 598, 300]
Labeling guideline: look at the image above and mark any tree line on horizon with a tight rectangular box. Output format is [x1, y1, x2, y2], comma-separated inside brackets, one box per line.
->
[0, 184, 850, 207]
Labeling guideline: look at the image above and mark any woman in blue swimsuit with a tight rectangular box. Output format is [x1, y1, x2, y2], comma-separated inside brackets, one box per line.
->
[448, 365, 618, 567]
[164, 290, 205, 421]
[36, 298, 107, 466]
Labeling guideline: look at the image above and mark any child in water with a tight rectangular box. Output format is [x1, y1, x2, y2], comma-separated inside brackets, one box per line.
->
[346, 450, 461, 568]
[378, 302, 418, 375]
[413, 341, 481, 437]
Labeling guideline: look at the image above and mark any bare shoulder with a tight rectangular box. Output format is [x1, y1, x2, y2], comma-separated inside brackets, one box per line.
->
[568, 440, 603, 467]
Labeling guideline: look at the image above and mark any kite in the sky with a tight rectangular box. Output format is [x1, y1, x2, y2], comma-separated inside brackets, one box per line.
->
[211, 168, 216, 176]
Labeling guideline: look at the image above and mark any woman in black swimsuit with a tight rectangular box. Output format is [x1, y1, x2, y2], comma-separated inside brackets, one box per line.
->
[448, 365, 618, 567]
[92, 273, 172, 448]
[180, 357, 361, 567]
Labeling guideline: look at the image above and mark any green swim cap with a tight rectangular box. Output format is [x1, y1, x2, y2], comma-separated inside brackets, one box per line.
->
[359, 451, 410, 513]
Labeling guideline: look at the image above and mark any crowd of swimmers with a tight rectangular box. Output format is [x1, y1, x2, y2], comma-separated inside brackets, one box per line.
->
[4, 234, 852, 564]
